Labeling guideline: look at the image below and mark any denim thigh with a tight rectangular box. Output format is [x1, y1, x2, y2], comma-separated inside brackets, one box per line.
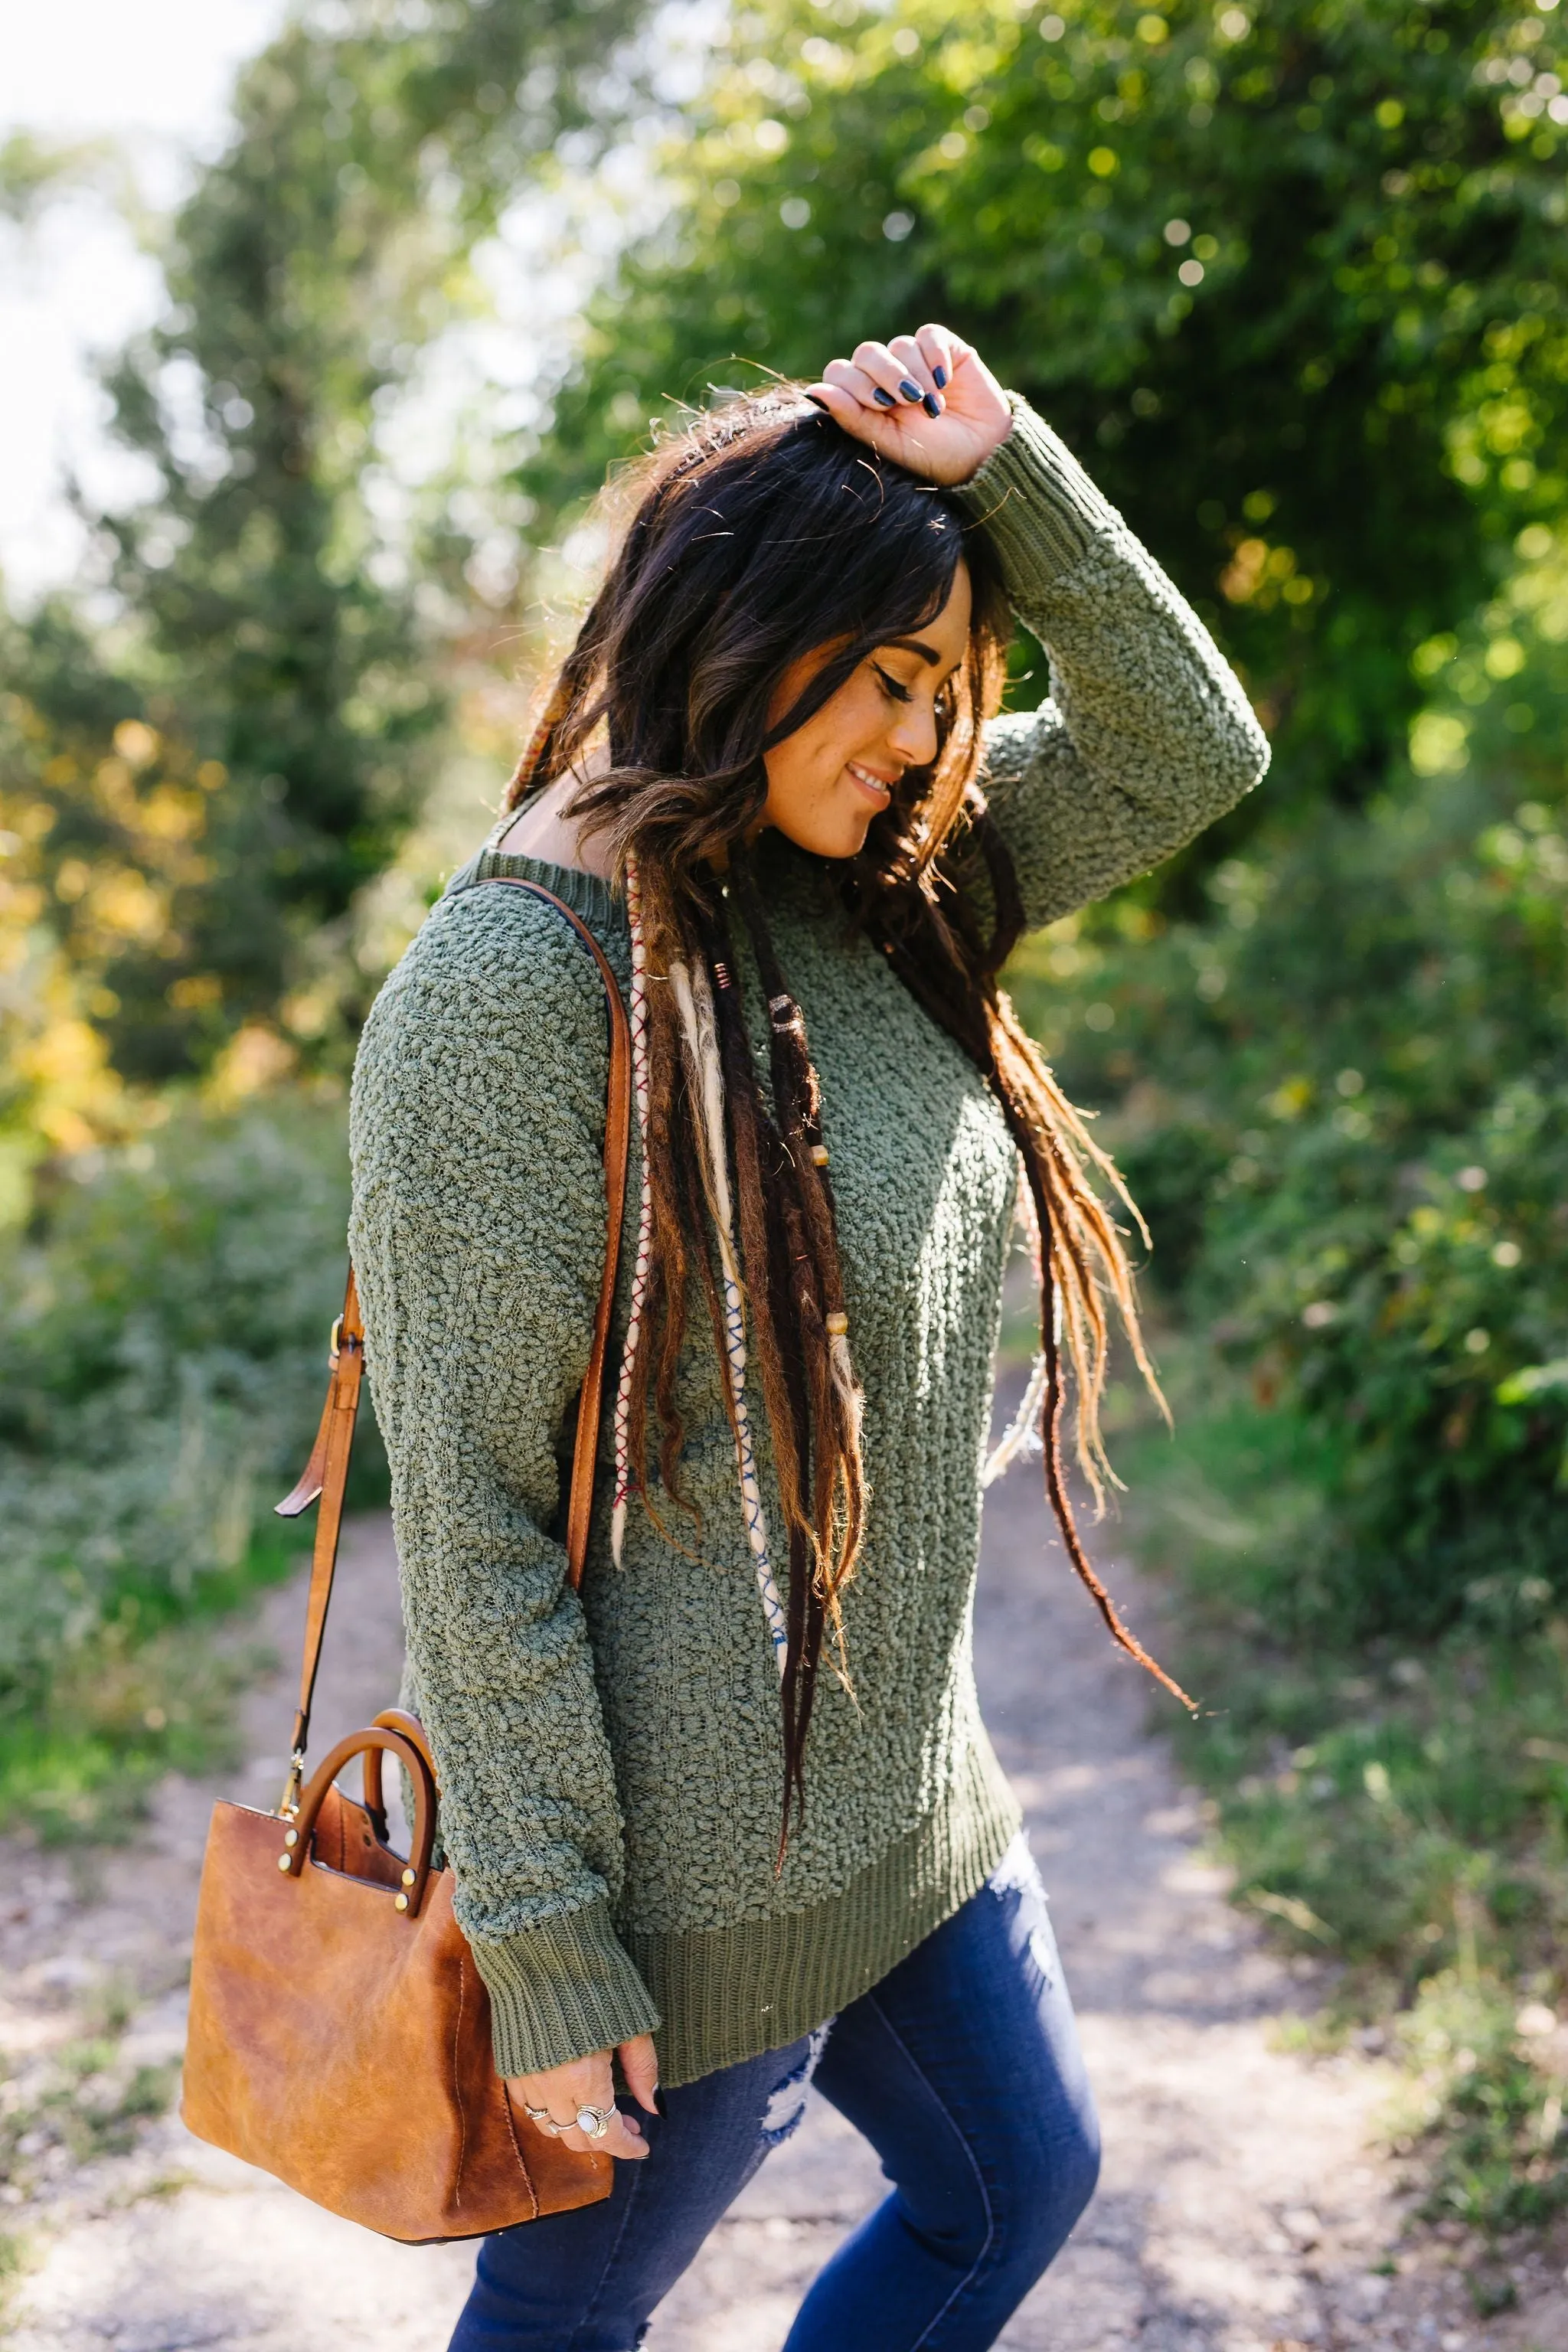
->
[446, 2030, 820, 2352]
[785, 1836, 1100, 2351]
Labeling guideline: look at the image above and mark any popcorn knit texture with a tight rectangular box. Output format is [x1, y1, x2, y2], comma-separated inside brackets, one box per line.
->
[348, 399, 1269, 2086]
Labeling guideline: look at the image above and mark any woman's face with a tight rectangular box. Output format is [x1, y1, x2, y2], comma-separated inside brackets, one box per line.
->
[760, 559, 973, 861]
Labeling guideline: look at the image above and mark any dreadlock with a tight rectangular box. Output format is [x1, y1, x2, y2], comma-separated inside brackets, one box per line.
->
[505, 387, 1191, 1853]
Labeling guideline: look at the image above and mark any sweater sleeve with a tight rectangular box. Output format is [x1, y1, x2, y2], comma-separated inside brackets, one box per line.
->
[348, 882, 660, 2079]
[956, 394, 1270, 932]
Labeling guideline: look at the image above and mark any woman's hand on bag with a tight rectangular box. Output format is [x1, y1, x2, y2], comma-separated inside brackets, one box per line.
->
[805, 325, 1011, 486]
[506, 2031, 659, 2161]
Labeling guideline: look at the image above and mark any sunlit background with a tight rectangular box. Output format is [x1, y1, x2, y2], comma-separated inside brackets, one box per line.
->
[1, 1, 289, 593]
[3, 0, 1568, 2291]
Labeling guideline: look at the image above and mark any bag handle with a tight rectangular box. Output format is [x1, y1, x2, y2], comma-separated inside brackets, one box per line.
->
[282, 1725, 441, 1914]
[273, 874, 632, 1816]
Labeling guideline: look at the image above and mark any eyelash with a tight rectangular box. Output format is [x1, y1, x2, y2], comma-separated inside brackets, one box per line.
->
[873, 665, 912, 704]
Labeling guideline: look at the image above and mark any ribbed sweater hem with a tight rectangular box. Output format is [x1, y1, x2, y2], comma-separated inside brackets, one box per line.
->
[469, 1894, 663, 2080]
[624, 1740, 1024, 2088]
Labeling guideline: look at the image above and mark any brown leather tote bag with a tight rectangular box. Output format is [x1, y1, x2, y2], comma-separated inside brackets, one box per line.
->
[181, 877, 632, 2243]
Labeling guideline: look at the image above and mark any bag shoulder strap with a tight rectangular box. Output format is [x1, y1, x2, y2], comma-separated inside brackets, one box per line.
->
[273, 874, 632, 1813]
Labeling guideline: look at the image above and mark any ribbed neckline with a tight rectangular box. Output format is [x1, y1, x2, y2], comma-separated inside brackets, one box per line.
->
[462, 823, 831, 942]
[469, 841, 626, 937]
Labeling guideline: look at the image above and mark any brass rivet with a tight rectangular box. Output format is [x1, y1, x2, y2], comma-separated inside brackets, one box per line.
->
[401, 1867, 416, 1888]
[283, 1828, 299, 1847]
[277, 1852, 292, 1872]
[394, 1892, 409, 1912]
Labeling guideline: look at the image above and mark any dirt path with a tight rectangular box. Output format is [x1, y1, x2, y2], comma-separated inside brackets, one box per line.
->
[4, 1454, 1563, 2350]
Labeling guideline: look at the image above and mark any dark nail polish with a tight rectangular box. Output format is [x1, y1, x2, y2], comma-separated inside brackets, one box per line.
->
[923, 393, 941, 417]
[654, 2086, 668, 2115]
[900, 378, 923, 403]
[874, 387, 897, 407]
[804, 392, 829, 410]
[933, 364, 948, 389]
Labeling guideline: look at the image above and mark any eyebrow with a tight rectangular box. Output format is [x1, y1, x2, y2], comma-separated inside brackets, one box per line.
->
[880, 637, 944, 666]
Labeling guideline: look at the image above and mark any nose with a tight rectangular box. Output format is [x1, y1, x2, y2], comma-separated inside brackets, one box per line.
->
[887, 698, 939, 768]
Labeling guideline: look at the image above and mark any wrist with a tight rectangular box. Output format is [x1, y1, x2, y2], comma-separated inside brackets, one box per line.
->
[951, 417, 1013, 488]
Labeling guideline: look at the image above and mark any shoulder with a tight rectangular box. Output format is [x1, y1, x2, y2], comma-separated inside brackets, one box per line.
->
[352, 881, 615, 1165]
[365, 880, 609, 1059]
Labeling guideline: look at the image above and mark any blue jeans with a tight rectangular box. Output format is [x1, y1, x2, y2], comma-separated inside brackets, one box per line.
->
[449, 1837, 1100, 2351]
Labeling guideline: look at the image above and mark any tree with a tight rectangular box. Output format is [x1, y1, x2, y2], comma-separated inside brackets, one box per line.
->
[5, 0, 652, 1092]
[531, 0, 1568, 828]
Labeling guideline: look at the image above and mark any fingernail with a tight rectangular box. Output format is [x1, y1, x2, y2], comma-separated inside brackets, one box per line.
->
[874, 387, 897, 408]
[804, 392, 829, 411]
[900, 379, 923, 403]
[923, 394, 941, 417]
[933, 364, 948, 389]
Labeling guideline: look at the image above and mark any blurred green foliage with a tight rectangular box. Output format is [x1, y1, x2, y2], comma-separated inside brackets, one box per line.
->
[0, 0, 659, 1834]
[533, 0, 1567, 822]
[1037, 521, 1568, 2232]
[3, 0, 650, 1099]
[0, 1097, 368, 1836]
[1013, 523, 1568, 1635]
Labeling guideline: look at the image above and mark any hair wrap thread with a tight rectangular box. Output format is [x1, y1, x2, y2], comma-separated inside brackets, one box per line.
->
[668, 955, 789, 1671]
[610, 857, 656, 1566]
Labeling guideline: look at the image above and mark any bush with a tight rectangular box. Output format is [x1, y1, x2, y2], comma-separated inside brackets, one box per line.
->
[1010, 527, 1568, 1638]
[0, 1093, 374, 1832]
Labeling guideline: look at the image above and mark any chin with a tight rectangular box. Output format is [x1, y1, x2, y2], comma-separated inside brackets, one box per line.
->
[779, 813, 875, 863]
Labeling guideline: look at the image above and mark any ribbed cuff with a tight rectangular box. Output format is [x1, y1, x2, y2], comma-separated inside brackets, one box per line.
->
[469, 1896, 662, 2079]
[956, 393, 1121, 588]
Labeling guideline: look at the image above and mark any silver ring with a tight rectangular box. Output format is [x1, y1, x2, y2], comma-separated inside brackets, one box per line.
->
[575, 2102, 615, 2141]
[521, 2100, 567, 2137]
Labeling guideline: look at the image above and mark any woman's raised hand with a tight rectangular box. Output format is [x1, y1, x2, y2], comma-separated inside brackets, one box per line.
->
[805, 325, 1011, 486]
[506, 2031, 659, 2162]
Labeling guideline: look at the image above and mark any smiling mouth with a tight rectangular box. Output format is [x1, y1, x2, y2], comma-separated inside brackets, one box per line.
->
[846, 761, 897, 808]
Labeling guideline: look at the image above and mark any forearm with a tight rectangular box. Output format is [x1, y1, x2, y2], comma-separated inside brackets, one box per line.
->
[959, 397, 1269, 929]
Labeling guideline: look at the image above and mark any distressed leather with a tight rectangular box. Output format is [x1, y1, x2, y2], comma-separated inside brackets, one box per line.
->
[181, 1775, 610, 2239]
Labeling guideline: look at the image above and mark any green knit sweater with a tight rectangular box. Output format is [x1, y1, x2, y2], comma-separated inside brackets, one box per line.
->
[348, 397, 1269, 2087]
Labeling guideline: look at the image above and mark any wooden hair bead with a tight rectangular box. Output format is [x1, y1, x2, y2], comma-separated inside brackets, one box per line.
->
[810, 1144, 829, 1167]
[825, 1310, 849, 1337]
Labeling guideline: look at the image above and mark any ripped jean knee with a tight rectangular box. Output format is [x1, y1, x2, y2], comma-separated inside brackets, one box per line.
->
[760, 2020, 833, 2148]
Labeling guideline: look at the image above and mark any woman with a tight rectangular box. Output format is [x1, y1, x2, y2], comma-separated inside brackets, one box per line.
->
[350, 325, 1267, 2349]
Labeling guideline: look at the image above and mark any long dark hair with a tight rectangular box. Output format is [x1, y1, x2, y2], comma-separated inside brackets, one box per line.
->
[507, 387, 1190, 1848]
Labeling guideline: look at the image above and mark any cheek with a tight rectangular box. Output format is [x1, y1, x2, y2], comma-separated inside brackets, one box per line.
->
[770, 681, 882, 800]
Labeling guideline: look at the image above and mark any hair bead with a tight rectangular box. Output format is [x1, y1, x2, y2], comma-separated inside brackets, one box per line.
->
[825, 1310, 849, 1337]
[810, 1144, 829, 1167]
